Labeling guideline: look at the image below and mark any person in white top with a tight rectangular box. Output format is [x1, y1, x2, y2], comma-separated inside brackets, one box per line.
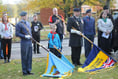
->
[0, 13, 13, 63]
[97, 12, 113, 55]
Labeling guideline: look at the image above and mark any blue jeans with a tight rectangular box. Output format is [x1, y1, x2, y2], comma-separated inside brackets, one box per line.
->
[84, 34, 94, 58]
[0, 41, 4, 59]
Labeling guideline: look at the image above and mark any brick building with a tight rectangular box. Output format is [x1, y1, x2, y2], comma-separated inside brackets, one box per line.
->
[39, 8, 64, 25]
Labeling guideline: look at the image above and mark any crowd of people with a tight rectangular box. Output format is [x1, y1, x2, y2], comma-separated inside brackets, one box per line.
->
[0, 5, 118, 76]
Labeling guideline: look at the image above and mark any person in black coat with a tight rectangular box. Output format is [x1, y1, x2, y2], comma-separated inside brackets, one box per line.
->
[112, 17, 118, 52]
[31, 14, 43, 54]
[67, 8, 83, 66]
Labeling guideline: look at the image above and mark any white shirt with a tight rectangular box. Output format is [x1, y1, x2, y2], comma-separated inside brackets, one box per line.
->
[0, 22, 13, 38]
[97, 18, 113, 33]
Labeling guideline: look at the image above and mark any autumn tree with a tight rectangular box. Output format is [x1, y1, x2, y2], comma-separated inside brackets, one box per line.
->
[0, 0, 7, 17]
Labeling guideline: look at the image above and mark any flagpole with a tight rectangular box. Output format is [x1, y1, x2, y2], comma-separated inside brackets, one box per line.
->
[56, 15, 93, 44]
[72, 27, 93, 44]
[56, 15, 67, 24]
[22, 23, 49, 52]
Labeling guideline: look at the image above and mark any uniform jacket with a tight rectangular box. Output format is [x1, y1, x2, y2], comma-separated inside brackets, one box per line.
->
[83, 16, 96, 35]
[67, 16, 83, 47]
[15, 20, 32, 42]
[48, 32, 61, 49]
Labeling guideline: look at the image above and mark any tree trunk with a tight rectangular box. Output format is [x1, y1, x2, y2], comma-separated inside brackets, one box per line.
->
[74, 0, 78, 8]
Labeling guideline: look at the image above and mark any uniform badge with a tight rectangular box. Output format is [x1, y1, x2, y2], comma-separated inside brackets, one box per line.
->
[37, 23, 39, 25]
[76, 21, 79, 26]
[81, 19, 84, 24]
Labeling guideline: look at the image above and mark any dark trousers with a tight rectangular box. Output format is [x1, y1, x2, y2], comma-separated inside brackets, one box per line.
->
[33, 36, 40, 53]
[33, 41, 40, 53]
[98, 31, 112, 54]
[58, 34, 63, 42]
[21, 41, 32, 74]
[50, 48, 61, 58]
[84, 35, 94, 58]
[71, 47, 81, 64]
[2, 39, 12, 60]
[58, 34, 63, 50]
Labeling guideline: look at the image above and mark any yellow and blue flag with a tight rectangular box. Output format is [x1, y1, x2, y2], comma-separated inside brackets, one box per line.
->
[78, 44, 117, 72]
[41, 52, 74, 78]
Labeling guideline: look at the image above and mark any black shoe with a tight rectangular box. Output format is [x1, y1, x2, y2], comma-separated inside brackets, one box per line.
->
[23, 73, 28, 76]
[0, 57, 3, 59]
[27, 72, 34, 75]
[8, 59, 10, 63]
[37, 52, 41, 54]
[34, 51, 36, 54]
[74, 64, 78, 67]
[78, 63, 83, 65]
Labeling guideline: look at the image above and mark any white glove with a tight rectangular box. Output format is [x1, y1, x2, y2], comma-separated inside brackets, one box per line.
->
[71, 29, 77, 33]
[76, 30, 81, 35]
[71, 29, 81, 35]
[25, 35, 31, 39]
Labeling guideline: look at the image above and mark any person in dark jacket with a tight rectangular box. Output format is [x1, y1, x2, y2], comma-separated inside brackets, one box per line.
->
[112, 17, 118, 52]
[83, 9, 96, 58]
[67, 8, 83, 66]
[31, 14, 43, 54]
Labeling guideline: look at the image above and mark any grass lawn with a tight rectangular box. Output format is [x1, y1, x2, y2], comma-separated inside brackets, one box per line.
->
[0, 56, 118, 79]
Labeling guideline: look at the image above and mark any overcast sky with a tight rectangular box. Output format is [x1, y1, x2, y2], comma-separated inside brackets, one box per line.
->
[2, 0, 21, 4]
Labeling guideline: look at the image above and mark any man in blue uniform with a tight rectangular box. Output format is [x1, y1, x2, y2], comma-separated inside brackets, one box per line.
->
[15, 11, 34, 76]
[83, 9, 96, 58]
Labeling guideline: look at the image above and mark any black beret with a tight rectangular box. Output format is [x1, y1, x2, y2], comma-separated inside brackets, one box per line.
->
[20, 11, 27, 16]
[103, 5, 108, 10]
[86, 9, 91, 13]
[73, 8, 81, 12]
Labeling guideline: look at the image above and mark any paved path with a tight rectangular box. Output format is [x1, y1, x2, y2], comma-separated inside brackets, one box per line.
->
[11, 37, 98, 60]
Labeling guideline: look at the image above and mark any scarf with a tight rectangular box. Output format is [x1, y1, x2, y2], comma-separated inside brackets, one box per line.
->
[4, 23, 8, 31]
[50, 31, 57, 40]
[102, 18, 107, 23]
